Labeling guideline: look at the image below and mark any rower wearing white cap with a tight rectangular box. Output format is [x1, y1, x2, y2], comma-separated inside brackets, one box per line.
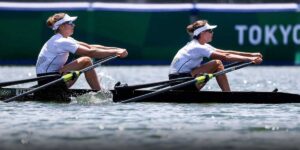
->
[169, 20, 262, 92]
[36, 13, 128, 91]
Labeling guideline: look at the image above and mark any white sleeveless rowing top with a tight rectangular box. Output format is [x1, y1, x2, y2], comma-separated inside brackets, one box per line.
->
[169, 39, 216, 74]
[36, 33, 79, 74]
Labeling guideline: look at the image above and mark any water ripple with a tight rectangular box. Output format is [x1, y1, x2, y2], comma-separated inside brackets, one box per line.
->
[1, 66, 300, 149]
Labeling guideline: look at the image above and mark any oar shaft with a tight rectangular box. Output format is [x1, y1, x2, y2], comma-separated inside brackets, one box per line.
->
[213, 61, 254, 77]
[121, 61, 255, 103]
[117, 77, 193, 90]
[0, 74, 60, 87]
[224, 62, 243, 68]
[140, 61, 244, 89]
[149, 62, 243, 89]
[81, 55, 118, 73]
[121, 79, 197, 103]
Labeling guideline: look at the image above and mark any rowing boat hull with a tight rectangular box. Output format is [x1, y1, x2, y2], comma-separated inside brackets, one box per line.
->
[112, 89, 300, 103]
[0, 88, 94, 103]
[1, 88, 300, 103]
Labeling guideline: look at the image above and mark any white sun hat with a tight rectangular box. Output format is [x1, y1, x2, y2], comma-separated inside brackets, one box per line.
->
[193, 23, 217, 36]
[52, 14, 77, 30]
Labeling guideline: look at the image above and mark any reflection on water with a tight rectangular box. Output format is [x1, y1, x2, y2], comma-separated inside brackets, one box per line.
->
[0, 66, 300, 150]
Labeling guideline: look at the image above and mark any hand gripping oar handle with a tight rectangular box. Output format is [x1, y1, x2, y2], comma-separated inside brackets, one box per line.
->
[3, 55, 118, 103]
[120, 61, 255, 103]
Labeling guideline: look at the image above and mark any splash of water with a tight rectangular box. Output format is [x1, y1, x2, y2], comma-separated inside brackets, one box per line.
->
[72, 89, 113, 105]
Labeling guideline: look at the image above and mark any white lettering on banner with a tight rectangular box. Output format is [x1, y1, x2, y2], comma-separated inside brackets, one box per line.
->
[279, 25, 292, 45]
[249, 25, 262, 45]
[293, 24, 300, 44]
[235, 25, 247, 45]
[265, 25, 277, 45]
[235, 24, 300, 45]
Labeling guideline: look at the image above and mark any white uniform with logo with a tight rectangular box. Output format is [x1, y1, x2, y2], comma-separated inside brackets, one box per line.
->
[36, 33, 79, 74]
[169, 39, 216, 74]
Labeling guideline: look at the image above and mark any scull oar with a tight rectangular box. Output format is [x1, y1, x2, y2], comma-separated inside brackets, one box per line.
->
[0, 74, 60, 87]
[116, 62, 244, 90]
[120, 61, 255, 103]
[224, 61, 243, 68]
[3, 55, 118, 103]
[115, 77, 194, 90]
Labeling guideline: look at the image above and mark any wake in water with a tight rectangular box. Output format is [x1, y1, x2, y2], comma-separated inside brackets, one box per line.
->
[71, 71, 119, 105]
[72, 89, 113, 105]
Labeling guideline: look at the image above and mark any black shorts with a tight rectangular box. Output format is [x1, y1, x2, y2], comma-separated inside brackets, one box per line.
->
[168, 73, 198, 91]
[35, 72, 70, 101]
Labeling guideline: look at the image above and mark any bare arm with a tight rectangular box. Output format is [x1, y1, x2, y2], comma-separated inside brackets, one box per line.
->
[77, 41, 91, 49]
[216, 49, 262, 58]
[75, 45, 128, 58]
[77, 41, 119, 50]
[90, 44, 120, 50]
[210, 51, 262, 64]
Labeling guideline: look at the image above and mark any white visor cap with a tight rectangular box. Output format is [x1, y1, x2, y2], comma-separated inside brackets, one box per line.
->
[52, 14, 77, 30]
[193, 23, 217, 36]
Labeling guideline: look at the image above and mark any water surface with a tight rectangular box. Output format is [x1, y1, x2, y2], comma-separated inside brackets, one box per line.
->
[0, 66, 300, 150]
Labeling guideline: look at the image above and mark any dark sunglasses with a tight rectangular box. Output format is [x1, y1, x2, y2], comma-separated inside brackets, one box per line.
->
[205, 29, 213, 33]
[63, 21, 75, 26]
[204, 29, 214, 33]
